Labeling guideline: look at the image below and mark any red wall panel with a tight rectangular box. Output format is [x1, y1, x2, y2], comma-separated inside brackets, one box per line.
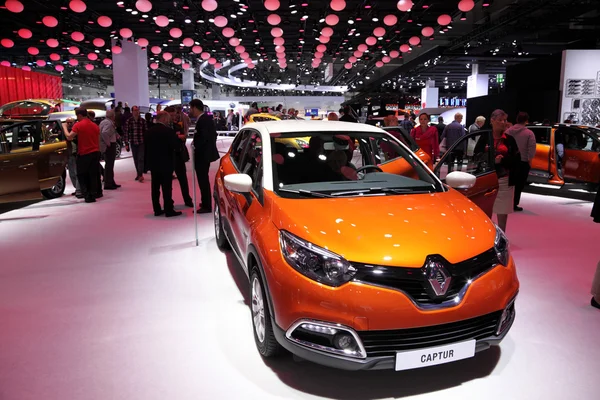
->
[0, 65, 63, 105]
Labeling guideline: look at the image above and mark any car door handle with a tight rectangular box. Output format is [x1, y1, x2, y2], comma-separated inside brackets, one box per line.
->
[55, 149, 65, 154]
[18, 163, 34, 169]
[484, 189, 498, 197]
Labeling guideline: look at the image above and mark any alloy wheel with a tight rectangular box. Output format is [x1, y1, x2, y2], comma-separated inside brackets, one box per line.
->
[214, 203, 220, 240]
[252, 277, 266, 343]
[50, 175, 65, 195]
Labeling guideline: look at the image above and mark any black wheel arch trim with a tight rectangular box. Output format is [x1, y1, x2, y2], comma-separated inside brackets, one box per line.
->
[247, 244, 277, 321]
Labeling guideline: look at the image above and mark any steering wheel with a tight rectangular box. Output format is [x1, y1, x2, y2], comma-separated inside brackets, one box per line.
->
[355, 165, 383, 175]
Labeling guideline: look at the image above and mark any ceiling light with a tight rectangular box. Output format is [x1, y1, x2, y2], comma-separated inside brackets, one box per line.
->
[460, 12, 467, 20]
[131, 10, 138, 15]
[348, 20, 354, 24]
[372, 17, 378, 22]
[125, 8, 132, 12]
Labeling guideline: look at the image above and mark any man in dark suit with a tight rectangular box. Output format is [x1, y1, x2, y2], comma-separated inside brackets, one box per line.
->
[145, 111, 182, 217]
[189, 99, 220, 214]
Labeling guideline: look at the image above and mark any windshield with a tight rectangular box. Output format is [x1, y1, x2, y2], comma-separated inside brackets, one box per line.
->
[0, 101, 52, 117]
[271, 130, 442, 198]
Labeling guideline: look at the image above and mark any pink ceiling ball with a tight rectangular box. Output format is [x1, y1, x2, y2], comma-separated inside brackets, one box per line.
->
[0, 60, 10, 67]
[27, 47, 39, 55]
[438, 14, 452, 26]
[200, 52, 210, 60]
[103, 58, 112, 66]
[111, 45, 122, 54]
[240, 52, 249, 59]
[397, 0, 413, 12]
[376, 61, 384, 68]
[137, 38, 149, 47]
[17, 28, 32, 39]
[353, 50, 363, 58]
[458, 0, 475, 12]
[69, 0, 86, 13]
[321, 27, 334, 37]
[151, 46, 162, 54]
[275, 45, 285, 53]
[85, 64, 95, 71]
[315, 51, 323, 59]
[276, 52, 286, 59]
[248, 63, 255, 69]
[136, 0, 153, 13]
[55, 65, 65, 72]
[46, 38, 59, 48]
[71, 31, 85, 42]
[97, 16, 112, 28]
[149, 62, 159, 70]
[22, 66, 31, 71]
[170, 28, 182, 38]
[344, 62, 352, 69]
[214, 16, 228, 28]
[5, 0, 24, 13]
[42, 16, 58, 27]
[384, 15, 398, 26]
[325, 14, 339, 26]
[229, 38, 240, 46]
[208, 58, 217, 65]
[390, 50, 400, 58]
[50, 53, 60, 61]
[235, 45, 245, 54]
[192, 45, 202, 54]
[365, 36, 377, 46]
[215, 63, 222, 69]
[222, 27, 235, 38]
[319, 36, 330, 44]
[88, 53, 98, 61]
[409, 36, 421, 46]
[348, 56, 357, 63]
[155, 15, 169, 27]
[271, 27, 283, 37]
[93, 38, 105, 47]
[69, 59, 79, 66]
[182, 63, 190, 70]
[163, 52, 173, 61]
[316, 44, 327, 53]
[267, 14, 281, 26]
[264, 0, 280, 11]
[382, 56, 391, 63]
[274, 37, 285, 46]
[422, 27, 435, 37]
[173, 58, 182, 65]
[68, 46, 80, 55]
[358, 44, 367, 52]
[373, 27, 386, 37]
[201, 0, 218, 12]
[400, 44, 411, 52]
[36, 60, 46, 67]
[330, 0, 346, 12]
[182, 38, 194, 46]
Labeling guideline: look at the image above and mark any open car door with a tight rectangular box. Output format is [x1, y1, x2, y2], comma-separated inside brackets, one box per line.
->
[434, 130, 499, 217]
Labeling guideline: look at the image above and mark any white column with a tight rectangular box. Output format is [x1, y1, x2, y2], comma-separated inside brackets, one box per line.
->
[421, 80, 439, 109]
[112, 39, 149, 107]
[467, 64, 489, 99]
[182, 69, 194, 91]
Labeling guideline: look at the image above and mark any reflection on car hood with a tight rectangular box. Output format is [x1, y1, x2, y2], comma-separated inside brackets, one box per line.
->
[270, 190, 496, 267]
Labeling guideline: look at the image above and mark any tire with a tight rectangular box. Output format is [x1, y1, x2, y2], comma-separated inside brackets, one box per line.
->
[214, 198, 230, 250]
[115, 141, 122, 159]
[250, 269, 282, 358]
[42, 170, 66, 199]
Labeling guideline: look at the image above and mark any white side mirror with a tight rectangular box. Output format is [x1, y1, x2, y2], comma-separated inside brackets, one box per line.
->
[446, 171, 476, 189]
[224, 173, 253, 193]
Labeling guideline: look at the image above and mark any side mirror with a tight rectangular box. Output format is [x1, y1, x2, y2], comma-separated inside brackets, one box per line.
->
[446, 171, 476, 189]
[224, 173, 252, 193]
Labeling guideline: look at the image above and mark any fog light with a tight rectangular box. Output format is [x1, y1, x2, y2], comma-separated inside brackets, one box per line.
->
[496, 301, 515, 335]
[286, 319, 367, 359]
[333, 333, 357, 352]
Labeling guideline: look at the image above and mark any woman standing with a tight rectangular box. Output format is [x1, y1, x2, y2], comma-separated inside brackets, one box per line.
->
[410, 113, 439, 160]
[489, 109, 520, 232]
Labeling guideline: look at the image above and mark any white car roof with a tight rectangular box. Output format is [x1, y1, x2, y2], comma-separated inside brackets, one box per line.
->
[47, 109, 106, 121]
[244, 120, 386, 135]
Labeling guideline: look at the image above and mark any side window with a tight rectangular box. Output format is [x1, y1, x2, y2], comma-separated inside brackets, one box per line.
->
[230, 130, 250, 167]
[41, 121, 64, 144]
[530, 127, 550, 145]
[7, 123, 37, 152]
[385, 128, 418, 151]
[559, 127, 596, 151]
[436, 131, 493, 180]
[372, 135, 405, 164]
[239, 132, 263, 194]
[0, 131, 7, 154]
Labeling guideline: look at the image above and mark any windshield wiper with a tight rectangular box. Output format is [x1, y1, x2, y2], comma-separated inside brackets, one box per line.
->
[279, 188, 334, 198]
[329, 187, 432, 197]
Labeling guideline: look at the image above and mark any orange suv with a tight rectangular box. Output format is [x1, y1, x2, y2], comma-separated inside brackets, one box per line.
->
[214, 120, 519, 371]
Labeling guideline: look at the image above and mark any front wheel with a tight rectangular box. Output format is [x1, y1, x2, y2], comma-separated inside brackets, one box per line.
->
[42, 171, 66, 199]
[250, 269, 282, 358]
[214, 200, 230, 250]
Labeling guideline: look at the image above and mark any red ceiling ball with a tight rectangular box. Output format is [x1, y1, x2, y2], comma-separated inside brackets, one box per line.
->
[330, 0, 346, 12]
[97, 16, 112, 27]
[397, 0, 413, 12]
[68, 59, 78, 66]
[46, 38, 59, 48]
[376, 61, 384, 68]
[319, 35, 330, 44]
[438, 14, 452, 26]
[222, 27, 235, 38]
[22, 66, 31, 71]
[69, 0, 86, 13]
[27, 47, 39, 55]
[353, 50, 362, 58]
[409, 36, 421, 46]
[163, 52, 173, 60]
[42, 16, 59, 28]
[137, 38, 149, 47]
[103, 58, 112, 65]
[17, 28, 32, 39]
[155, 15, 169, 27]
[173, 57, 182, 65]
[348, 56, 357, 63]
[85, 64, 94, 71]
[321, 27, 334, 37]
[214, 16, 228, 28]
[120, 28, 133, 38]
[93, 38, 105, 47]
[55, 65, 65, 72]
[383, 15, 398, 26]
[358, 43, 368, 52]
[135, 0, 152, 13]
[235, 45, 245, 53]
[390, 50, 400, 58]
[71, 31, 85, 42]
[111, 45, 122, 54]
[149, 62, 159, 70]
[50, 53, 60, 61]
[373, 27, 386, 37]
[316, 44, 327, 53]
[264, 0, 280, 11]
[325, 14, 339, 26]
[382, 56, 391, 63]
[68, 46, 80, 55]
[36, 59, 46, 67]
[274, 37, 285, 46]
[267, 14, 281, 26]
[182, 37, 194, 47]
[87, 53, 98, 61]
[344, 62, 352, 69]
[240, 51, 249, 59]
[270, 27, 283, 37]
[182, 62, 190, 70]
[200, 52, 210, 60]
[365, 36, 377, 46]
[192, 45, 202, 54]
[275, 45, 285, 53]
[201, 0, 218, 12]
[421, 26, 435, 37]
[151, 45, 161, 54]
[5, 0, 24, 13]
[208, 58, 217, 65]
[400, 44, 411, 52]
[229, 38, 240, 46]
[458, 0, 475, 12]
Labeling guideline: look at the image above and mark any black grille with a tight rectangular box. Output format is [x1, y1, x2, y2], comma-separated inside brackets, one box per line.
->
[357, 311, 502, 357]
[352, 248, 498, 305]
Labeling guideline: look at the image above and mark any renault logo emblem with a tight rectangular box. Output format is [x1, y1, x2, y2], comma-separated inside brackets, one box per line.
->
[425, 260, 452, 297]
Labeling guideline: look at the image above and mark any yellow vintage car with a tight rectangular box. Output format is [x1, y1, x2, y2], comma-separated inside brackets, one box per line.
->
[247, 113, 310, 150]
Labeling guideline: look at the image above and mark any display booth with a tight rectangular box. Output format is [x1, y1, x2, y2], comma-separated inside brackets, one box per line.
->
[0, 65, 62, 105]
[559, 50, 600, 125]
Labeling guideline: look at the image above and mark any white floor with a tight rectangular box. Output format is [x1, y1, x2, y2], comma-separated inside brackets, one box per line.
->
[0, 148, 599, 400]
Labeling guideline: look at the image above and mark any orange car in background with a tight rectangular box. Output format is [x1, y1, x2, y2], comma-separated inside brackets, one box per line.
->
[213, 120, 518, 371]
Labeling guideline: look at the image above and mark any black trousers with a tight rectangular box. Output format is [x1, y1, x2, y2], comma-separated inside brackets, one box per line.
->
[448, 150, 464, 172]
[151, 169, 174, 213]
[104, 143, 117, 187]
[77, 151, 101, 201]
[195, 160, 211, 210]
[514, 161, 531, 207]
[174, 157, 192, 203]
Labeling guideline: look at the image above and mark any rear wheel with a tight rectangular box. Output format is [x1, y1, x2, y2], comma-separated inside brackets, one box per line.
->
[42, 171, 66, 199]
[214, 199, 230, 250]
[250, 269, 282, 357]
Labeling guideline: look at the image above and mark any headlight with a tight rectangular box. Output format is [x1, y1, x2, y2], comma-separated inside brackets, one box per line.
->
[279, 230, 357, 287]
[494, 225, 510, 266]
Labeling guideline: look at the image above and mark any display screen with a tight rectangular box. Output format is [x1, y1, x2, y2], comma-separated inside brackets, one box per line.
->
[305, 108, 319, 117]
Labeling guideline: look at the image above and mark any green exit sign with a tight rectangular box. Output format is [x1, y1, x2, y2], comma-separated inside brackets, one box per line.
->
[497, 74, 505, 83]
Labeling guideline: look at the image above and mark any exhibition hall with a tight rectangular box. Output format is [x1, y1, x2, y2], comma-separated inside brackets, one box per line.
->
[0, 0, 599, 399]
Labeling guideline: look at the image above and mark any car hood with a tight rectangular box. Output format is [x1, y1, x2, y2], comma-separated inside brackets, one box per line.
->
[270, 190, 496, 267]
